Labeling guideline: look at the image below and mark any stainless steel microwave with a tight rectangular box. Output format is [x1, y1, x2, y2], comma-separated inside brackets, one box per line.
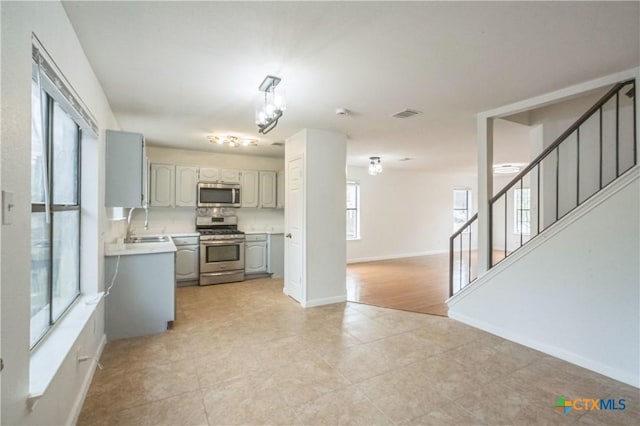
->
[197, 182, 241, 207]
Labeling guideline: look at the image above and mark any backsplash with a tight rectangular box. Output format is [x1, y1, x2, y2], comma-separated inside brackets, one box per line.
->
[104, 206, 284, 242]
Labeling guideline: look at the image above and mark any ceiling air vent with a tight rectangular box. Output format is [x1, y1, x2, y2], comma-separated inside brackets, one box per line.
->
[271, 141, 284, 147]
[392, 109, 422, 119]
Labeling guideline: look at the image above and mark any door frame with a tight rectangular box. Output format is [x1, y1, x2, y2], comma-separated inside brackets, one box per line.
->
[284, 153, 306, 303]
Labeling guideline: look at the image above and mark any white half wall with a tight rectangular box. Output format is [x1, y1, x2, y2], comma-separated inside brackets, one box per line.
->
[448, 168, 639, 387]
[346, 166, 476, 263]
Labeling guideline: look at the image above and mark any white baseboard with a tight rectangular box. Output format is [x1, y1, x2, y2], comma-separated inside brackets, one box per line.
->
[449, 311, 639, 389]
[67, 333, 107, 426]
[347, 249, 448, 264]
[302, 294, 347, 308]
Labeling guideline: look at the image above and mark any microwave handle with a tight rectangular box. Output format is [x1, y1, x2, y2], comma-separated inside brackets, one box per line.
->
[234, 188, 239, 205]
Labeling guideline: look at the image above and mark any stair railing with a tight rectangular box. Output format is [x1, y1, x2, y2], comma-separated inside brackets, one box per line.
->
[449, 79, 636, 297]
[489, 79, 635, 267]
[449, 213, 478, 296]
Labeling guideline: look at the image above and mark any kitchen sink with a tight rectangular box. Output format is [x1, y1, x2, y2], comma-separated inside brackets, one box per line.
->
[125, 235, 170, 244]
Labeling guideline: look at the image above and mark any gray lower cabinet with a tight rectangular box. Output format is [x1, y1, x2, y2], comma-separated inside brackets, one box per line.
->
[267, 234, 284, 278]
[245, 234, 268, 274]
[174, 236, 199, 285]
[105, 252, 175, 340]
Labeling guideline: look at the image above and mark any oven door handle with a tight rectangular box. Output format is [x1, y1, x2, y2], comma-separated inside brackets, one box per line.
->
[201, 239, 245, 245]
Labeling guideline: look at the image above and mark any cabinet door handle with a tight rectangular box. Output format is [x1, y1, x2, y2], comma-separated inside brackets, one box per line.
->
[285, 233, 292, 239]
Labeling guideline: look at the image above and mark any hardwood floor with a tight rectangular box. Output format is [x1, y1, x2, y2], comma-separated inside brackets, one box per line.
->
[346, 254, 450, 317]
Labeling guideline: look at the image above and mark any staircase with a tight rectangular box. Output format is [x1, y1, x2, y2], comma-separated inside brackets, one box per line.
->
[449, 79, 636, 296]
[446, 78, 638, 387]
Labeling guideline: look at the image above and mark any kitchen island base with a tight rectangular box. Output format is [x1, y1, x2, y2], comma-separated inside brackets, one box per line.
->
[105, 251, 175, 340]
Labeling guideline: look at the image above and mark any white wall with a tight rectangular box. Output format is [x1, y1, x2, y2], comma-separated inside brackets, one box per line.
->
[108, 146, 285, 240]
[449, 170, 640, 387]
[1, 1, 118, 424]
[346, 166, 476, 263]
[305, 130, 347, 305]
[147, 146, 285, 170]
[284, 129, 347, 307]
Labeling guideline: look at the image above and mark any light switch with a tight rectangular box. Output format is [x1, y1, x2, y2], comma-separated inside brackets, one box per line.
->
[2, 190, 15, 225]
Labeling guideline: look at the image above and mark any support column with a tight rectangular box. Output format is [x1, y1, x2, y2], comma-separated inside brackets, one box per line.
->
[477, 115, 493, 274]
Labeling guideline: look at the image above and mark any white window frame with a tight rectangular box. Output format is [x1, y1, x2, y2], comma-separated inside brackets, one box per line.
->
[453, 188, 472, 233]
[346, 181, 360, 240]
[31, 74, 83, 348]
[29, 40, 98, 350]
[514, 187, 531, 235]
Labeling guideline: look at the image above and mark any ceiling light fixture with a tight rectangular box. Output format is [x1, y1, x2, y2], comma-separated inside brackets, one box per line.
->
[256, 75, 286, 135]
[207, 135, 257, 148]
[493, 164, 521, 174]
[368, 157, 383, 176]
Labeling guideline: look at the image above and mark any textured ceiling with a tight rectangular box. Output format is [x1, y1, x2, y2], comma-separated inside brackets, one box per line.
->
[62, 1, 639, 173]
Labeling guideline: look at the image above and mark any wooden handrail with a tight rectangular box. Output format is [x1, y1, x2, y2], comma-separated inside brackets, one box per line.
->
[490, 79, 635, 204]
[449, 212, 478, 241]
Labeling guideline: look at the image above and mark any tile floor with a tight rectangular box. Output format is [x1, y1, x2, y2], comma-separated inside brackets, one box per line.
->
[79, 279, 638, 425]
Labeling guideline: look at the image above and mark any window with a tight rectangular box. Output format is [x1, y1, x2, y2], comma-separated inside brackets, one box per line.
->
[514, 188, 531, 235]
[453, 189, 471, 232]
[30, 74, 81, 347]
[346, 181, 360, 240]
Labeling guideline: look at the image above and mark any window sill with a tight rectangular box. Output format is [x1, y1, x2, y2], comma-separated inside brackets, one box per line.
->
[28, 292, 104, 410]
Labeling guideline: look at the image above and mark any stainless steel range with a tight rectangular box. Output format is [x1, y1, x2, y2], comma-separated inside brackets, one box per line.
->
[196, 209, 245, 285]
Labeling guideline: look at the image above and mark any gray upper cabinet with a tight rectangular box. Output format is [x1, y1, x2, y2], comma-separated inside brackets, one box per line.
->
[240, 170, 259, 208]
[276, 170, 285, 209]
[220, 169, 241, 183]
[259, 171, 277, 208]
[105, 130, 147, 208]
[199, 167, 219, 182]
[150, 163, 175, 207]
[175, 166, 198, 207]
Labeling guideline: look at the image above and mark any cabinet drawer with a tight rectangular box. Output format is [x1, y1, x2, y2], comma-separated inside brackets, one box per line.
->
[172, 236, 199, 246]
[245, 233, 267, 242]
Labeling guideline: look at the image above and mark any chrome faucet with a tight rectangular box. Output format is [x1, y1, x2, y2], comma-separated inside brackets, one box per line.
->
[125, 207, 137, 243]
[125, 206, 149, 242]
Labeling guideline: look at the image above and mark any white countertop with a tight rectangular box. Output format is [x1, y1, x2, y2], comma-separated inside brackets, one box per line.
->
[242, 227, 285, 235]
[130, 231, 200, 238]
[167, 232, 200, 238]
[105, 240, 177, 256]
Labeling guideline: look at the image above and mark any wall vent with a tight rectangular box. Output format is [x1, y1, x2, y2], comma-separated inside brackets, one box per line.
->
[392, 109, 422, 119]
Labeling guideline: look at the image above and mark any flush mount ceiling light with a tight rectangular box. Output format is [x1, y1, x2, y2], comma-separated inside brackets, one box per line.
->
[255, 75, 286, 135]
[494, 164, 521, 174]
[207, 135, 257, 148]
[368, 157, 383, 176]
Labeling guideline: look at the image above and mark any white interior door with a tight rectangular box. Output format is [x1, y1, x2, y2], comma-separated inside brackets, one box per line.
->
[285, 155, 304, 303]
